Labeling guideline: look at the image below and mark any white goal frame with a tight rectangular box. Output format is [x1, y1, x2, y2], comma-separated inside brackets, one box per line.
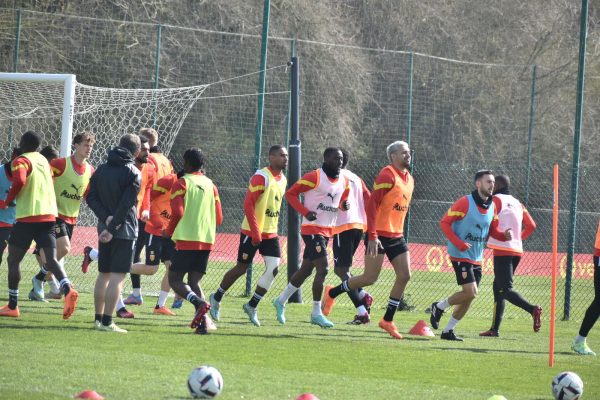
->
[0, 72, 75, 157]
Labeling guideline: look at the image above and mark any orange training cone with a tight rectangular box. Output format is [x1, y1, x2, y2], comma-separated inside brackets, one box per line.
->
[409, 319, 435, 337]
[74, 390, 104, 399]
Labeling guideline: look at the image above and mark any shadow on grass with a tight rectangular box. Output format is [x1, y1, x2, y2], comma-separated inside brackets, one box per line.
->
[430, 345, 574, 356]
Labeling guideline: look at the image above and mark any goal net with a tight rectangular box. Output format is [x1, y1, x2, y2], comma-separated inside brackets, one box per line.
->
[0, 73, 209, 291]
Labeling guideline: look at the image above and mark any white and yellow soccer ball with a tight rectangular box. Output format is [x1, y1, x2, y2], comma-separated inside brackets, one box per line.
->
[552, 371, 583, 400]
[187, 366, 223, 398]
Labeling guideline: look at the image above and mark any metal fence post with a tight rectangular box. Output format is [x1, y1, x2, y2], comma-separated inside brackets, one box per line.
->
[8, 8, 22, 148]
[152, 24, 162, 129]
[525, 65, 537, 205]
[246, 0, 271, 296]
[287, 55, 302, 303]
[565, 0, 589, 320]
[284, 39, 297, 149]
[404, 52, 414, 242]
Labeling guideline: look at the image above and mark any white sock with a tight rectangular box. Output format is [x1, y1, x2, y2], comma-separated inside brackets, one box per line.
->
[437, 298, 451, 310]
[356, 305, 368, 316]
[443, 317, 460, 333]
[312, 301, 322, 316]
[48, 278, 60, 294]
[132, 288, 142, 297]
[157, 291, 169, 307]
[116, 295, 126, 310]
[357, 289, 367, 300]
[575, 334, 586, 344]
[90, 248, 99, 261]
[277, 283, 298, 305]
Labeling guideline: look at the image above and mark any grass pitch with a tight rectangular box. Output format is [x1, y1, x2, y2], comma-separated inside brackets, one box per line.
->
[0, 290, 598, 399]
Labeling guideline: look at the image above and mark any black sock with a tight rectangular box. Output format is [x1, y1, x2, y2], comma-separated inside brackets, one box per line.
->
[60, 280, 71, 295]
[503, 288, 535, 314]
[383, 297, 400, 322]
[131, 274, 141, 289]
[213, 287, 225, 302]
[101, 314, 112, 326]
[94, 314, 102, 323]
[492, 299, 505, 332]
[186, 292, 204, 309]
[347, 289, 362, 308]
[8, 289, 18, 309]
[328, 281, 349, 299]
[248, 292, 263, 308]
[579, 298, 600, 337]
[35, 266, 48, 281]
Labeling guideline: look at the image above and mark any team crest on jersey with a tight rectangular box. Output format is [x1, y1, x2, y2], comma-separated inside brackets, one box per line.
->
[242, 253, 248, 260]
[315, 245, 322, 253]
[149, 251, 155, 262]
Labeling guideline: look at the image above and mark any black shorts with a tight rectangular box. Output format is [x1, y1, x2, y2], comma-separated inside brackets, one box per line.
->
[0, 226, 11, 264]
[333, 229, 363, 268]
[366, 236, 409, 262]
[493, 255, 521, 290]
[237, 234, 281, 264]
[145, 234, 175, 265]
[54, 218, 75, 240]
[133, 220, 149, 263]
[302, 234, 329, 261]
[452, 261, 482, 286]
[98, 238, 135, 273]
[8, 221, 56, 250]
[170, 249, 210, 274]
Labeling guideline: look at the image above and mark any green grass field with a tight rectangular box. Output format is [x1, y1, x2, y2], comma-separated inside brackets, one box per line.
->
[0, 255, 599, 399]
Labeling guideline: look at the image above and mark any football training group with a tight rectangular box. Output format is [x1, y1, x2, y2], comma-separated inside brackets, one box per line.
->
[0, 129, 598, 356]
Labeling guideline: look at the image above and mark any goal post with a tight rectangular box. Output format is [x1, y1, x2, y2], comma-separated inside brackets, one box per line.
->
[0, 72, 75, 157]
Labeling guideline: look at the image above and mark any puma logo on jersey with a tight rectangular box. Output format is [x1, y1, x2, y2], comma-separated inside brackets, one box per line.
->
[70, 183, 82, 193]
[326, 192, 336, 201]
[195, 185, 205, 192]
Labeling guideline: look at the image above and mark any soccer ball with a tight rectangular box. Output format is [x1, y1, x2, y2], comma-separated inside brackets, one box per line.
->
[552, 371, 583, 400]
[187, 366, 223, 398]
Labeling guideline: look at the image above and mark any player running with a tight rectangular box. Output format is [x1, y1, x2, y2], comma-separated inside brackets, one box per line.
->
[571, 218, 600, 356]
[29, 133, 95, 301]
[322, 141, 414, 339]
[272, 147, 349, 328]
[209, 145, 288, 326]
[165, 148, 222, 334]
[479, 174, 541, 337]
[0, 131, 78, 319]
[430, 170, 512, 341]
[123, 128, 174, 306]
[325, 148, 373, 325]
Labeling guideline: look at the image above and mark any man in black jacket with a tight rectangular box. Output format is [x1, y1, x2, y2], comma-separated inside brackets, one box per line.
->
[87, 134, 141, 333]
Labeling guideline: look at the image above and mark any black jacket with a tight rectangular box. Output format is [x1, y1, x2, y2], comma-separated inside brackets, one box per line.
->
[86, 146, 141, 240]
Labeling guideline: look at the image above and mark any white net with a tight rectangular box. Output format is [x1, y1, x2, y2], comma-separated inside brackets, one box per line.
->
[0, 75, 210, 291]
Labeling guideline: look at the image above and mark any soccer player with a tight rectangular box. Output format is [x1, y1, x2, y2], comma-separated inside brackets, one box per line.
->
[209, 145, 288, 326]
[128, 170, 179, 316]
[272, 147, 349, 328]
[479, 174, 541, 337]
[571, 218, 600, 356]
[323, 141, 414, 339]
[86, 134, 142, 333]
[430, 170, 512, 341]
[29, 133, 95, 301]
[0, 148, 21, 267]
[326, 148, 373, 325]
[124, 127, 174, 306]
[0, 131, 78, 319]
[166, 148, 222, 334]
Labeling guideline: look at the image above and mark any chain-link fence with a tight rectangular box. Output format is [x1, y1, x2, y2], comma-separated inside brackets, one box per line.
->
[0, 8, 598, 320]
